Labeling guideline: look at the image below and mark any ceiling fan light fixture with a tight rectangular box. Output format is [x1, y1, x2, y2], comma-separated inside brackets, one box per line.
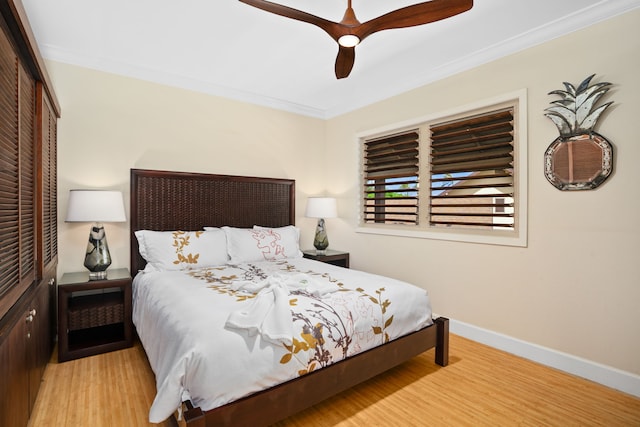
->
[338, 34, 360, 47]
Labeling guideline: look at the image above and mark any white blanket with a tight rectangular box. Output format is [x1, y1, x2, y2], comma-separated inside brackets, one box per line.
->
[133, 258, 432, 422]
[225, 273, 340, 346]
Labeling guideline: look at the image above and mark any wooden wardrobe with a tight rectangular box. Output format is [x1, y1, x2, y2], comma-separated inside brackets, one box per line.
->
[0, 1, 59, 426]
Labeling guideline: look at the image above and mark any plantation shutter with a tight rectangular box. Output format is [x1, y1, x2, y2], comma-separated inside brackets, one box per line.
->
[429, 108, 515, 229]
[364, 130, 419, 224]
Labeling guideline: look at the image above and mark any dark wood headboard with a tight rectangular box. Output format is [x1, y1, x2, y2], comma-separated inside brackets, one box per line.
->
[130, 169, 295, 276]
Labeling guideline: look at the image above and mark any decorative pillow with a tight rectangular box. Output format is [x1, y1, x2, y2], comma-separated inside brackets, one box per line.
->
[135, 229, 228, 272]
[220, 226, 302, 263]
[253, 224, 303, 257]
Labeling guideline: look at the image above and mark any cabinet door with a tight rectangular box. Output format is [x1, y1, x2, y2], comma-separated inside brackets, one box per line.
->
[27, 280, 52, 410]
[0, 311, 30, 427]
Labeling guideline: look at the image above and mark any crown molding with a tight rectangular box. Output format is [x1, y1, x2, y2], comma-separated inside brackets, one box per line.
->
[39, 1, 640, 120]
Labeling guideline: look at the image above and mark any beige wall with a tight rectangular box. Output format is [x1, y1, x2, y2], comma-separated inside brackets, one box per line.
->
[51, 62, 327, 277]
[51, 8, 639, 376]
[325, 9, 640, 375]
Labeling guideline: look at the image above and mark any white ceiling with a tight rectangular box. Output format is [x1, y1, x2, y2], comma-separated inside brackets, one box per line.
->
[21, 0, 640, 119]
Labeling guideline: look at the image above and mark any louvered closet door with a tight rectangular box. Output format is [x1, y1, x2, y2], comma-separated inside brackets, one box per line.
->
[36, 83, 57, 276]
[0, 17, 37, 319]
[0, 19, 21, 317]
[35, 84, 57, 396]
[20, 62, 36, 286]
[0, 16, 37, 425]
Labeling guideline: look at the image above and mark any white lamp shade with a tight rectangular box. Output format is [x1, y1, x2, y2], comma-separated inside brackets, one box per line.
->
[305, 197, 337, 219]
[65, 190, 126, 223]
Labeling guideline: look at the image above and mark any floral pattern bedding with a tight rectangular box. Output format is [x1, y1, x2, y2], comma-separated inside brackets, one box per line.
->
[132, 258, 433, 423]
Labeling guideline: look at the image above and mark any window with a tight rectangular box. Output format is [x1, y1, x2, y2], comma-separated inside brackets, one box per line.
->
[429, 108, 514, 230]
[363, 130, 419, 225]
[358, 90, 527, 247]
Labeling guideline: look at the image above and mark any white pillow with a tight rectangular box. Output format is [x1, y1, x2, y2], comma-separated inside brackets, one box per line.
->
[253, 225, 303, 258]
[135, 229, 228, 272]
[220, 226, 302, 263]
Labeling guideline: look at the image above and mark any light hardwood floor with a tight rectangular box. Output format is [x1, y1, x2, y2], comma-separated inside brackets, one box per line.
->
[28, 335, 640, 426]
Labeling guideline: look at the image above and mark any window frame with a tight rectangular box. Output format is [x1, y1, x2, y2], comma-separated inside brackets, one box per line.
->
[356, 89, 528, 247]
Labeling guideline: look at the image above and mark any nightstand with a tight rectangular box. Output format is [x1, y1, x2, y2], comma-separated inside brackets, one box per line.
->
[57, 268, 133, 362]
[303, 249, 350, 268]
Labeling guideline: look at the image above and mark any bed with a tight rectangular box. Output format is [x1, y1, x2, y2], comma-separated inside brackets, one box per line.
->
[130, 168, 449, 427]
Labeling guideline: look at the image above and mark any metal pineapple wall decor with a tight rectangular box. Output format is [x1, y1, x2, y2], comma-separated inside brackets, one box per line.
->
[544, 74, 614, 190]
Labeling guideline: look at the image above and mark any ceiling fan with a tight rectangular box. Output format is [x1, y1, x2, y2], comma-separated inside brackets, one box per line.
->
[239, 0, 473, 79]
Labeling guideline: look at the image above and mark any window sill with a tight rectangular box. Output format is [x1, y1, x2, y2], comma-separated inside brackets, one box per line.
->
[355, 225, 527, 248]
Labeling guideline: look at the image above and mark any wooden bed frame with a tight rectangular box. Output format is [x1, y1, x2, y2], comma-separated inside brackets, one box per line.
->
[130, 168, 449, 427]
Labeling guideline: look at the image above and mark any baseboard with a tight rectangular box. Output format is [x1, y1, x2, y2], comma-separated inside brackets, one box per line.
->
[440, 317, 640, 398]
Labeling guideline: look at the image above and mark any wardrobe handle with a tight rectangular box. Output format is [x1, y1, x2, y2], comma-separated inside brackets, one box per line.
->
[26, 314, 33, 323]
[49, 278, 55, 286]
[30, 308, 37, 317]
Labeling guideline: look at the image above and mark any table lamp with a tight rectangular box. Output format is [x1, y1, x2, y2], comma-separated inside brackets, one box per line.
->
[305, 197, 337, 254]
[65, 190, 126, 279]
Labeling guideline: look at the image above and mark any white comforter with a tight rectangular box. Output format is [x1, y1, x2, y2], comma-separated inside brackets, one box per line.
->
[132, 258, 433, 422]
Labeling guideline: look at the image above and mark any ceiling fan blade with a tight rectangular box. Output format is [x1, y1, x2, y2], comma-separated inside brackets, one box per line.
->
[239, 0, 343, 40]
[335, 45, 356, 79]
[357, 0, 473, 41]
